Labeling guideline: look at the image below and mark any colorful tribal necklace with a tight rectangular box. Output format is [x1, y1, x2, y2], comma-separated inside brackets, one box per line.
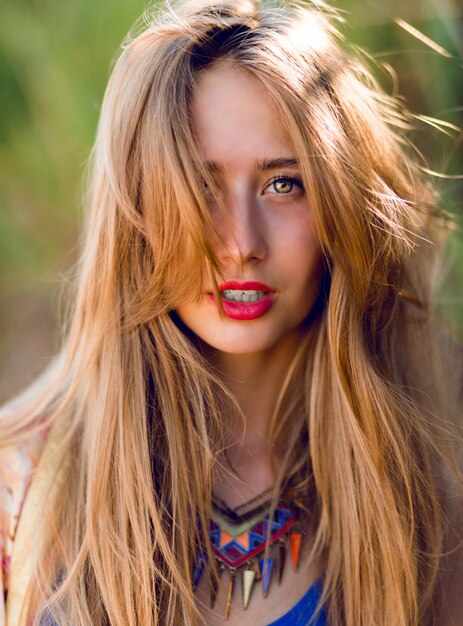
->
[193, 489, 304, 620]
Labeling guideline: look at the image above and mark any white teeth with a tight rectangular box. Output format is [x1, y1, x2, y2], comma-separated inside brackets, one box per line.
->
[221, 289, 267, 303]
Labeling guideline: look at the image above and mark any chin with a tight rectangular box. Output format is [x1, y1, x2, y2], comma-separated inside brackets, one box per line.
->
[208, 339, 274, 355]
[198, 324, 292, 356]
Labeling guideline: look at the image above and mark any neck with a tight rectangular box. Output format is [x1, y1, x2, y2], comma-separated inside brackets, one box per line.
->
[213, 345, 297, 443]
[204, 332, 305, 504]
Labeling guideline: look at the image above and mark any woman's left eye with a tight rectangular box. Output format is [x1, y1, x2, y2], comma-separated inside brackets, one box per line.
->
[264, 176, 303, 195]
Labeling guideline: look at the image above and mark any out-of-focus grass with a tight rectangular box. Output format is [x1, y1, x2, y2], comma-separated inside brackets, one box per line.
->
[0, 0, 461, 398]
[0, 0, 145, 290]
[0, 0, 143, 396]
[347, 2, 463, 337]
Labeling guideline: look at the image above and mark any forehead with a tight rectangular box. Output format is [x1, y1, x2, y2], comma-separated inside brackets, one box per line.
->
[192, 62, 294, 168]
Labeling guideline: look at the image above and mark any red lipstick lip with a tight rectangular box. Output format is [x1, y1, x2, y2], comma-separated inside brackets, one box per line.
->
[207, 281, 277, 321]
[207, 292, 276, 320]
[218, 280, 273, 292]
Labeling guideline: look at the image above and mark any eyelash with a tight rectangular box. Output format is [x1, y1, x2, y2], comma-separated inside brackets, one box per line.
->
[202, 175, 304, 197]
[264, 175, 304, 195]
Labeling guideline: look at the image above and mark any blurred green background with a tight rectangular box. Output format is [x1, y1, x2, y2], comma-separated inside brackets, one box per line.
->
[0, 0, 462, 402]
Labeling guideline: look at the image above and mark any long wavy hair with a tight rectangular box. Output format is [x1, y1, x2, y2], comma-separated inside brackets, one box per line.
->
[2, 0, 462, 624]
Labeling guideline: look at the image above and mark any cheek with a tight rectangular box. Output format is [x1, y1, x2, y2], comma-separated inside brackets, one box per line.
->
[286, 236, 323, 318]
[277, 215, 322, 280]
[302, 230, 323, 280]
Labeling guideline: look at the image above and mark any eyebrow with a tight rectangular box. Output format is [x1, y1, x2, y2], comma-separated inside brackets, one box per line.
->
[203, 158, 299, 172]
[257, 158, 299, 171]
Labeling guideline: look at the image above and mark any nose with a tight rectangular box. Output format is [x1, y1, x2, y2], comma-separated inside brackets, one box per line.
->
[213, 189, 267, 268]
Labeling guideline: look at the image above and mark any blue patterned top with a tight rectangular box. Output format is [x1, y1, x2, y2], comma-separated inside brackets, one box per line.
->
[268, 578, 327, 625]
[40, 579, 327, 626]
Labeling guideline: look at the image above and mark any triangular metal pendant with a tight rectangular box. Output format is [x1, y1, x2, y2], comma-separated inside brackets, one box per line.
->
[224, 570, 236, 619]
[289, 532, 303, 571]
[193, 554, 204, 589]
[276, 539, 286, 585]
[210, 574, 218, 609]
[259, 558, 273, 598]
[210, 562, 224, 608]
[252, 558, 262, 581]
[242, 568, 257, 610]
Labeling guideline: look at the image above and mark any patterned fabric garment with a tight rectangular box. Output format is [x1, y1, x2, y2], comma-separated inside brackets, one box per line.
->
[0, 411, 48, 626]
[37, 584, 328, 626]
[37, 582, 328, 626]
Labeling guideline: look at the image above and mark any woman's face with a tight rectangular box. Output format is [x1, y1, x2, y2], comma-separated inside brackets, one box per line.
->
[176, 62, 323, 355]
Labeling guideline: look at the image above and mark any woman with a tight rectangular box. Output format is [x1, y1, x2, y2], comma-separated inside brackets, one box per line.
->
[1, 0, 462, 624]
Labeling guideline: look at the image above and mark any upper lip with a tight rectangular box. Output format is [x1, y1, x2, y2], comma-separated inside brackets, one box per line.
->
[218, 280, 273, 292]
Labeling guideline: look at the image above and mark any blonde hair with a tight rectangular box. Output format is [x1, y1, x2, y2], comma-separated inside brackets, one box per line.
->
[2, 0, 462, 624]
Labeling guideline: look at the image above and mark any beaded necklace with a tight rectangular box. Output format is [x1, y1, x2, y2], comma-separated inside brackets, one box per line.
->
[193, 489, 304, 619]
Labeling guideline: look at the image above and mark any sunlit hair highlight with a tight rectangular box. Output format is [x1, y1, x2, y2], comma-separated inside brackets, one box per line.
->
[1, 0, 461, 625]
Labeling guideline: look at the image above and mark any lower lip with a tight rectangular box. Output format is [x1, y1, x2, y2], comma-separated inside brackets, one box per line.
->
[208, 293, 276, 320]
